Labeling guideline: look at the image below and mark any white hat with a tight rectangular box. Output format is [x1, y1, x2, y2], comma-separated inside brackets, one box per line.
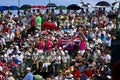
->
[87, 23, 90, 26]
[26, 67, 31, 71]
[59, 47, 62, 50]
[5, 72, 9, 75]
[35, 33, 39, 37]
[107, 34, 111, 37]
[65, 50, 68, 53]
[87, 47, 92, 51]
[86, 30, 88, 33]
[12, 55, 16, 58]
[65, 20, 69, 23]
[4, 47, 7, 50]
[93, 38, 96, 41]
[26, 39, 30, 41]
[35, 48, 38, 50]
[1, 55, 4, 57]
[107, 75, 112, 79]
[28, 34, 31, 37]
[78, 51, 80, 53]
[10, 44, 13, 46]
[64, 34, 67, 36]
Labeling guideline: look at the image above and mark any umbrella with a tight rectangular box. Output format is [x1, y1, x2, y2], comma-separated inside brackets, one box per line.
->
[56, 5, 67, 10]
[112, 2, 118, 6]
[46, 3, 57, 8]
[113, 1, 120, 9]
[79, 2, 92, 8]
[31, 5, 46, 9]
[96, 1, 111, 7]
[0, 6, 8, 11]
[7, 6, 18, 10]
[37, 5, 46, 9]
[41, 22, 57, 29]
[67, 4, 81, 10]
[20, 4, 31, 10]
[31, 5, 38, 8]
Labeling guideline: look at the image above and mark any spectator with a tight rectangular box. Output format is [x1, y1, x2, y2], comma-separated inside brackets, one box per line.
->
[35, 13, 42, 31]
[7, 72, 15, 80]
[71, 66, 81, 79]
[23, 67, 33, 80]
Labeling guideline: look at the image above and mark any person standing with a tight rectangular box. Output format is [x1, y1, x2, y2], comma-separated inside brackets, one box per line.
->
[29, 14, 36, 34]
[35, 13, 42, 32]
[23, 67, 33, 80]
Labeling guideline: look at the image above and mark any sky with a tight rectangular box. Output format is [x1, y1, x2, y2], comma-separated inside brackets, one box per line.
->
[0, 0, 115, 7]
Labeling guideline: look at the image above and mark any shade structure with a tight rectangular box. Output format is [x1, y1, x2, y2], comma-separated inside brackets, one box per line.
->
[41, 22, 57, 30]
[0, 6, 8, 11]
[112, 2, 118, 6]
[31, 5, 38, 8]
[113, 1, 120, 9]
[46, 3, 57, 8]
[79, 2, 92, 8]
[20, 4, 31, 10]
[96, 1, 111, 7]
[56, 5, 67, 10]
[67, 4, 81, 10]
[7, 6, 18, 10]
[37, 5, 46, 9]
[31, 5, 46, 9]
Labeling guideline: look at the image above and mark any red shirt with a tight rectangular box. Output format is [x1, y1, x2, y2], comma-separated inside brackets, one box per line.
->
[84, 69, 92, 77]
[71, 70, 81, 78]
[0, 71, 5, 76]
[30, 17, 35, 27]
[0, 61, 4, 67]
[2, 27, 10, 33]
[10, 62, 16, 67]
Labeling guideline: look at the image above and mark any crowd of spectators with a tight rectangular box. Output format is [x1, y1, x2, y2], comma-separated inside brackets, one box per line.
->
[0, 7, 118, 80]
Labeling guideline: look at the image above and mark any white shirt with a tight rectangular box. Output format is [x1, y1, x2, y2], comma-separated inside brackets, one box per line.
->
[50, 51, 56, 58]
[105, 38, 111, 47]
[9, 32, 15, 40]
[0, 38, 5, 45]
[32, 52, 39, 59]
[7, 76, 15, 80]
[4, 53, 9, 62]
[16, 54, 24, 62]
[7, 48, 13, 54]
[90, 32, 96, 39]
[95, 38, 102, 44]
[42, 62, 51, 67]
[55, 76, 63, 80]
[104, 54, 111, 63]
[62, 54, 70, 63]
[106, 24, 114, 31]
[65, 74, 74, 80]
[25, 51, 31, 56]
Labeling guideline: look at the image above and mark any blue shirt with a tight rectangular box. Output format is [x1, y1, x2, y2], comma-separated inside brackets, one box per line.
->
[100, 36, 106, 42]
[23, 72, 33, 80]
[13, 58, 19, 64]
